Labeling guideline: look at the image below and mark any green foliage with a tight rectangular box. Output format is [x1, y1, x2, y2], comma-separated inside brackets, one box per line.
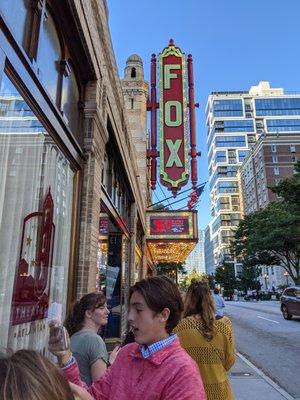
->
[237, 259, 261, 293]
[179, 271, 205, 290]
[156, 262, 186, 275]
[272, 161, 300, 210]
[156, 262, 187, 284]
[233, 163, 300, 285]
[214, 263, 236, 295]
[152, 204, 170, 210]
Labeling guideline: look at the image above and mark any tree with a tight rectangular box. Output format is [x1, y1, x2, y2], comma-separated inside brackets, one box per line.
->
[273, 161, 300, 210]
[179, 271, 204, 290]
[214, 263, 236, 297]
[152, 204, 170, 211]
[237, 259, 261, 293]
[156, 262, 187, 284]
[233, 163, 300, 284]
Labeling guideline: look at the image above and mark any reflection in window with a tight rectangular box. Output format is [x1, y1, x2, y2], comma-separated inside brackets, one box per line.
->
[36, 10, 62, 102]
[0, 0, 31, 50]
[213, 99, 243, 117]
[255, 98, 300, 116]
[266, 119, 300, 132]
[0, 72, 74, 354]
[61, 63, 80, 139]
[214, 119, 254, 133]
[215, 135, 246, 148]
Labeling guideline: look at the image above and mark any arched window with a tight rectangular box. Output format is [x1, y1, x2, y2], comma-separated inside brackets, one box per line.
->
[36, 9, 62, 103]
[131, 67, 136, 78]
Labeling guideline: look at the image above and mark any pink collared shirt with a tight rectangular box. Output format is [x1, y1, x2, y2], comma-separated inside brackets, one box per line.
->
[64, 337, 207, 400]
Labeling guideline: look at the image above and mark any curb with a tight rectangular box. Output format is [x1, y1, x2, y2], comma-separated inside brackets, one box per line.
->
[237, 352, 295, 400]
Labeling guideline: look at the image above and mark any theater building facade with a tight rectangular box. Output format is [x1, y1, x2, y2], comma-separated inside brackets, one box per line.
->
[0, 0, 150, 354]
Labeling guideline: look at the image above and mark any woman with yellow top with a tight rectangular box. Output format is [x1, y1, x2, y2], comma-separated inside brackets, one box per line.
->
[174, 281, 235, 400]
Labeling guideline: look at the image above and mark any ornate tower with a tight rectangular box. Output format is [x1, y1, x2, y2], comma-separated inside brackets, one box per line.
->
[121, 54, 150, 207]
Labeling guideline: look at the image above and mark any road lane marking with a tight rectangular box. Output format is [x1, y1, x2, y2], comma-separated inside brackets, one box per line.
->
[257, 315, 279, 323]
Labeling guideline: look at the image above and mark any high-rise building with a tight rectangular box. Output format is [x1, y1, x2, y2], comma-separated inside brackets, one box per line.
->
[240, 131, 300, 290]
[185, 229, 205, 274]
[204, 223, 214, 276]
[241, 133, 300, 214]
[206, 81, 300, 272]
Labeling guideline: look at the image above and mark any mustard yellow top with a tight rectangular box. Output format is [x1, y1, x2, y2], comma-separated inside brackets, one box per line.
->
[174, 315, 235, 400]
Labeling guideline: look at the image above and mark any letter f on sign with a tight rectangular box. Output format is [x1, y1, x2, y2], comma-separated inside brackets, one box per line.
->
[166, 139, 183, 167]
[164, 65, 180, 89]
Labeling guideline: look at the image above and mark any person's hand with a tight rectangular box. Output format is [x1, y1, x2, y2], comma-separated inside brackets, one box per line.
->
[70, 383, 95, 400]
[109, 345, 120, 365]
[48, 320, 72, 365]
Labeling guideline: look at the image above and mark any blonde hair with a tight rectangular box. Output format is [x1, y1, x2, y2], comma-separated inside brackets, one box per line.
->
[183, 281, 216, 341]
[0, 350, 74, 400]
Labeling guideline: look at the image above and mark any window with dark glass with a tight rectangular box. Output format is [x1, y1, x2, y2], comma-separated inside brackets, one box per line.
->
[61, 62, 80, 139]
[214, 119, 254, 133]
[238, 150, 248, 162]
[215, 151, 227, 163]
[131, 68, 136, 78]
[217, 181, 239, 193]
[215, 135, 246, 148]
[212, 99, 243, 117]
[36, 10, 62, 102]
[266, 119, 300, 132]
[255, 98, 300, 116]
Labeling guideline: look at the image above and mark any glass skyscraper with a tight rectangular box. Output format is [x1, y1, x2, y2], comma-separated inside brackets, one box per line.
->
[205, 81, 300, 272]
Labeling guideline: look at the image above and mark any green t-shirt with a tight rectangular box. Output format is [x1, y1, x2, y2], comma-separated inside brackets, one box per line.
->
[70, 330, 108, 385]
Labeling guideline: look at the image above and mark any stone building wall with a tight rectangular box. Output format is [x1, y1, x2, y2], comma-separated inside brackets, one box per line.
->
[69, 0, 148, 296]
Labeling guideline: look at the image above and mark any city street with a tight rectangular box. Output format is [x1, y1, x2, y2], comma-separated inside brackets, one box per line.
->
[225, 300, 300, 398]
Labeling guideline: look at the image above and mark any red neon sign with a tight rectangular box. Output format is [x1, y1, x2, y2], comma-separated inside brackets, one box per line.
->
[150, 216, 189, 236]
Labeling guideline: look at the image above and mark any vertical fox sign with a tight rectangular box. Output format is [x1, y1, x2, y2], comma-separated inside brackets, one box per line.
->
[147, 39, 199, 197]
[159, 40, 188, 195]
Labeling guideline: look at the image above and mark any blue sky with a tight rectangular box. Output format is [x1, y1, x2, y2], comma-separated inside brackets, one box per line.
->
[107, 0, 300, 230]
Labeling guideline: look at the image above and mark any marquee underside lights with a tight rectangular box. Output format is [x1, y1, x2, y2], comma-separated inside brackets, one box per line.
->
[147, 241, 197, 263]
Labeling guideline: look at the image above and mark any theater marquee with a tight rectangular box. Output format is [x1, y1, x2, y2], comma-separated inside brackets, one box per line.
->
[146, 210, 198, 263]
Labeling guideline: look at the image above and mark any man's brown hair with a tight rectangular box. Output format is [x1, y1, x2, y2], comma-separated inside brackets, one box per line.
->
[129, 276, 183, 334]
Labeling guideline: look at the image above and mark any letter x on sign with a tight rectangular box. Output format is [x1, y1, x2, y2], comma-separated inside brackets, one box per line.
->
[166, 139, 183, 167]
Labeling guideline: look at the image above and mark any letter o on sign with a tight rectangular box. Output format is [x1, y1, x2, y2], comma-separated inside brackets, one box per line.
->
[165, 101, 182, 127]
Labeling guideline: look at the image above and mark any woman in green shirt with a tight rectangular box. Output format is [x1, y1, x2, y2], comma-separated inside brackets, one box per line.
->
[65, 292, 109, 385]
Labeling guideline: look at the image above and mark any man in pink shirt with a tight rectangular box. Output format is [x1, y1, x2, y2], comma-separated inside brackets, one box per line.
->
[49, 276, 207, 400]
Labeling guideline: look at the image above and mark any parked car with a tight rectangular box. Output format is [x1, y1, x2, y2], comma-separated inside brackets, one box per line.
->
[280, 287, 300, 320]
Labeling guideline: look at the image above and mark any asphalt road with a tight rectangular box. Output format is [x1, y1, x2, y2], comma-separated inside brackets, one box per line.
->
[225, 300, 300, 399]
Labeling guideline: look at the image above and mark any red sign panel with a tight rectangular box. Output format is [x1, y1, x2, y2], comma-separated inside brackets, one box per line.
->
[150, 216, 189, 235]
[159, 42, 189, 195]
[147, 211, 196, 240]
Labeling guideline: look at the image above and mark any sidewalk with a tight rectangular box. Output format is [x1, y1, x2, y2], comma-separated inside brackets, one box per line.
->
[230, 353, 295, 400]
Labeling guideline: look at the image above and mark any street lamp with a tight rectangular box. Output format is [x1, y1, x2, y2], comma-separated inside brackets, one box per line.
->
[283, 271, 289, 286]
